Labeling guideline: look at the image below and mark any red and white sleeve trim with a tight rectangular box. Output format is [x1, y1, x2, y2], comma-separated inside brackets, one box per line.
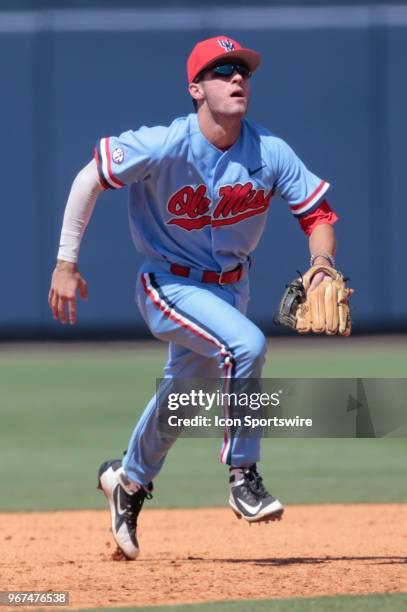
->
[289, 180, 330, 217]
[97, 137, 125, 190]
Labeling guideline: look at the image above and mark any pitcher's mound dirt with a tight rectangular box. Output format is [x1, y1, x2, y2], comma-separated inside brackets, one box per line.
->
[1, 504, 406, 610]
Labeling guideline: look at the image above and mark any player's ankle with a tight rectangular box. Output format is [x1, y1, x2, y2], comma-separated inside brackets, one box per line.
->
[118, 468, 142, 494]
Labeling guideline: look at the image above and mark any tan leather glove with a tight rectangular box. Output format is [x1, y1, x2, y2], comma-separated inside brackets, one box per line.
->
[296, 266, 353, 336]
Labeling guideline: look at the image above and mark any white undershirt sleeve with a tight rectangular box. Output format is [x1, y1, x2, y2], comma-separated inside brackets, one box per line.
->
[57, 159, 104, 263]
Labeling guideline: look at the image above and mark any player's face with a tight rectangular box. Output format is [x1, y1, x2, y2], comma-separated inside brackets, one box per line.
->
[194, 62, 251, 118]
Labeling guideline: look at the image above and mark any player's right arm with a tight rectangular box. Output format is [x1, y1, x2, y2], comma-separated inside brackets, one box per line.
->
[48, 159, 103, 325]
[49, 124, 168, 324]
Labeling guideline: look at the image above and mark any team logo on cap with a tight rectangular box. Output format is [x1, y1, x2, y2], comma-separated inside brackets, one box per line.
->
[112, 147, 124, 164]
[218, 39, 235, 52]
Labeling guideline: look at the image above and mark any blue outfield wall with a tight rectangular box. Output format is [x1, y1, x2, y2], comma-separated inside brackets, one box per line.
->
[0, 6, 405, 336]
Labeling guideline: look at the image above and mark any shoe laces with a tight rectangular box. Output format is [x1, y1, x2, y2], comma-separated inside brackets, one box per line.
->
[123, 486, 153, 526]
[243, 465, 268, 499]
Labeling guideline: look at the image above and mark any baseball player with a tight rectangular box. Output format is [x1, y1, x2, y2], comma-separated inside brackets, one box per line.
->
[49, 36, 338, 560]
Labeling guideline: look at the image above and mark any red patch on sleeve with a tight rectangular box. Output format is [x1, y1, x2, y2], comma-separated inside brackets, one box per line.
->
[298, 199, 339, 236]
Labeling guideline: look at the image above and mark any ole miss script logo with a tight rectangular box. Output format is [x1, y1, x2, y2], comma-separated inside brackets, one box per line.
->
[167, 183, 273, 230]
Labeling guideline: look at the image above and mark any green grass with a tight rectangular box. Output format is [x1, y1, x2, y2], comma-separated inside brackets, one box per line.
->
[64, 592, 407, 612]
[0, 338, 406, 511]
[262, 336, 407, 378]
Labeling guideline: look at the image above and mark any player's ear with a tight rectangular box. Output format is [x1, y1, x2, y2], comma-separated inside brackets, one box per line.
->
[189, 81, 204, 102]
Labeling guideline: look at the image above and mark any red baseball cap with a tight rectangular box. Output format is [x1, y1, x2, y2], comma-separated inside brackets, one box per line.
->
[187, 36, 261, 83]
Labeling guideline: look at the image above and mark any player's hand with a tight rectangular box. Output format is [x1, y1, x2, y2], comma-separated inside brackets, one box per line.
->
[308, 271, 332, 292]
[48, 260, 88, 325]
[308, 257, 334, 292]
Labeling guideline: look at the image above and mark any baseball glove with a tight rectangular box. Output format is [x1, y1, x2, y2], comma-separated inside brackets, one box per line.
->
[276, 265, 353, 336]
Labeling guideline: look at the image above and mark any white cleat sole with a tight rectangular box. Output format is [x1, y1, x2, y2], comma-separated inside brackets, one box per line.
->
[229, 497, 284, 523]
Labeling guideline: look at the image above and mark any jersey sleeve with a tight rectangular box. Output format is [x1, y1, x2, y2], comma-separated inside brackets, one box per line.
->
[94, 125, 167, 190]
[296, 199, 339, 236]
[273, 139, 330, 218]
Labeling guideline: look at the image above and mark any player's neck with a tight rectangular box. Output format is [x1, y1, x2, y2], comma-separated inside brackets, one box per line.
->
[197, 110, 242, 151]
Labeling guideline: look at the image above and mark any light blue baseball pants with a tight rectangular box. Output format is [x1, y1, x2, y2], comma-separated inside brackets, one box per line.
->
[123, 259, 266, 486]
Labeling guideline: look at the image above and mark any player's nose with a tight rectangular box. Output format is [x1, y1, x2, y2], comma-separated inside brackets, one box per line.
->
[231, 70, 243, 83]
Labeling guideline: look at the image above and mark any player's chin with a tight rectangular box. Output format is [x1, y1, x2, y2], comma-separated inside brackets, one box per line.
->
[227, 98, 248, 116]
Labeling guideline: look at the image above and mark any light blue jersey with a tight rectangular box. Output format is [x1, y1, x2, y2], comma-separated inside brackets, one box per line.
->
[94, 112, 331, 476]
[95, 113, 329, 272]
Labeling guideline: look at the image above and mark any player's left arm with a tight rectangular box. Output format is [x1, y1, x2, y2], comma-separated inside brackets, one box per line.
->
[296, 197, 339, 291]
[308, 221, 336, 291]
[271, 137, 342, 288]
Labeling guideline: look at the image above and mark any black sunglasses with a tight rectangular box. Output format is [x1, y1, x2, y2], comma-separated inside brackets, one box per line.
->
[195, 63, 252, 83]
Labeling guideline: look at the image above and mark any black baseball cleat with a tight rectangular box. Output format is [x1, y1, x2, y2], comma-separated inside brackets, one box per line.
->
[97, 459, 153, 559]
[229, 464, 284, 523]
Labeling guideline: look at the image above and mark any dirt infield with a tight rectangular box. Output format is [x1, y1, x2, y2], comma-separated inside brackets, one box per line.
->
[1, 504, 406, 610]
